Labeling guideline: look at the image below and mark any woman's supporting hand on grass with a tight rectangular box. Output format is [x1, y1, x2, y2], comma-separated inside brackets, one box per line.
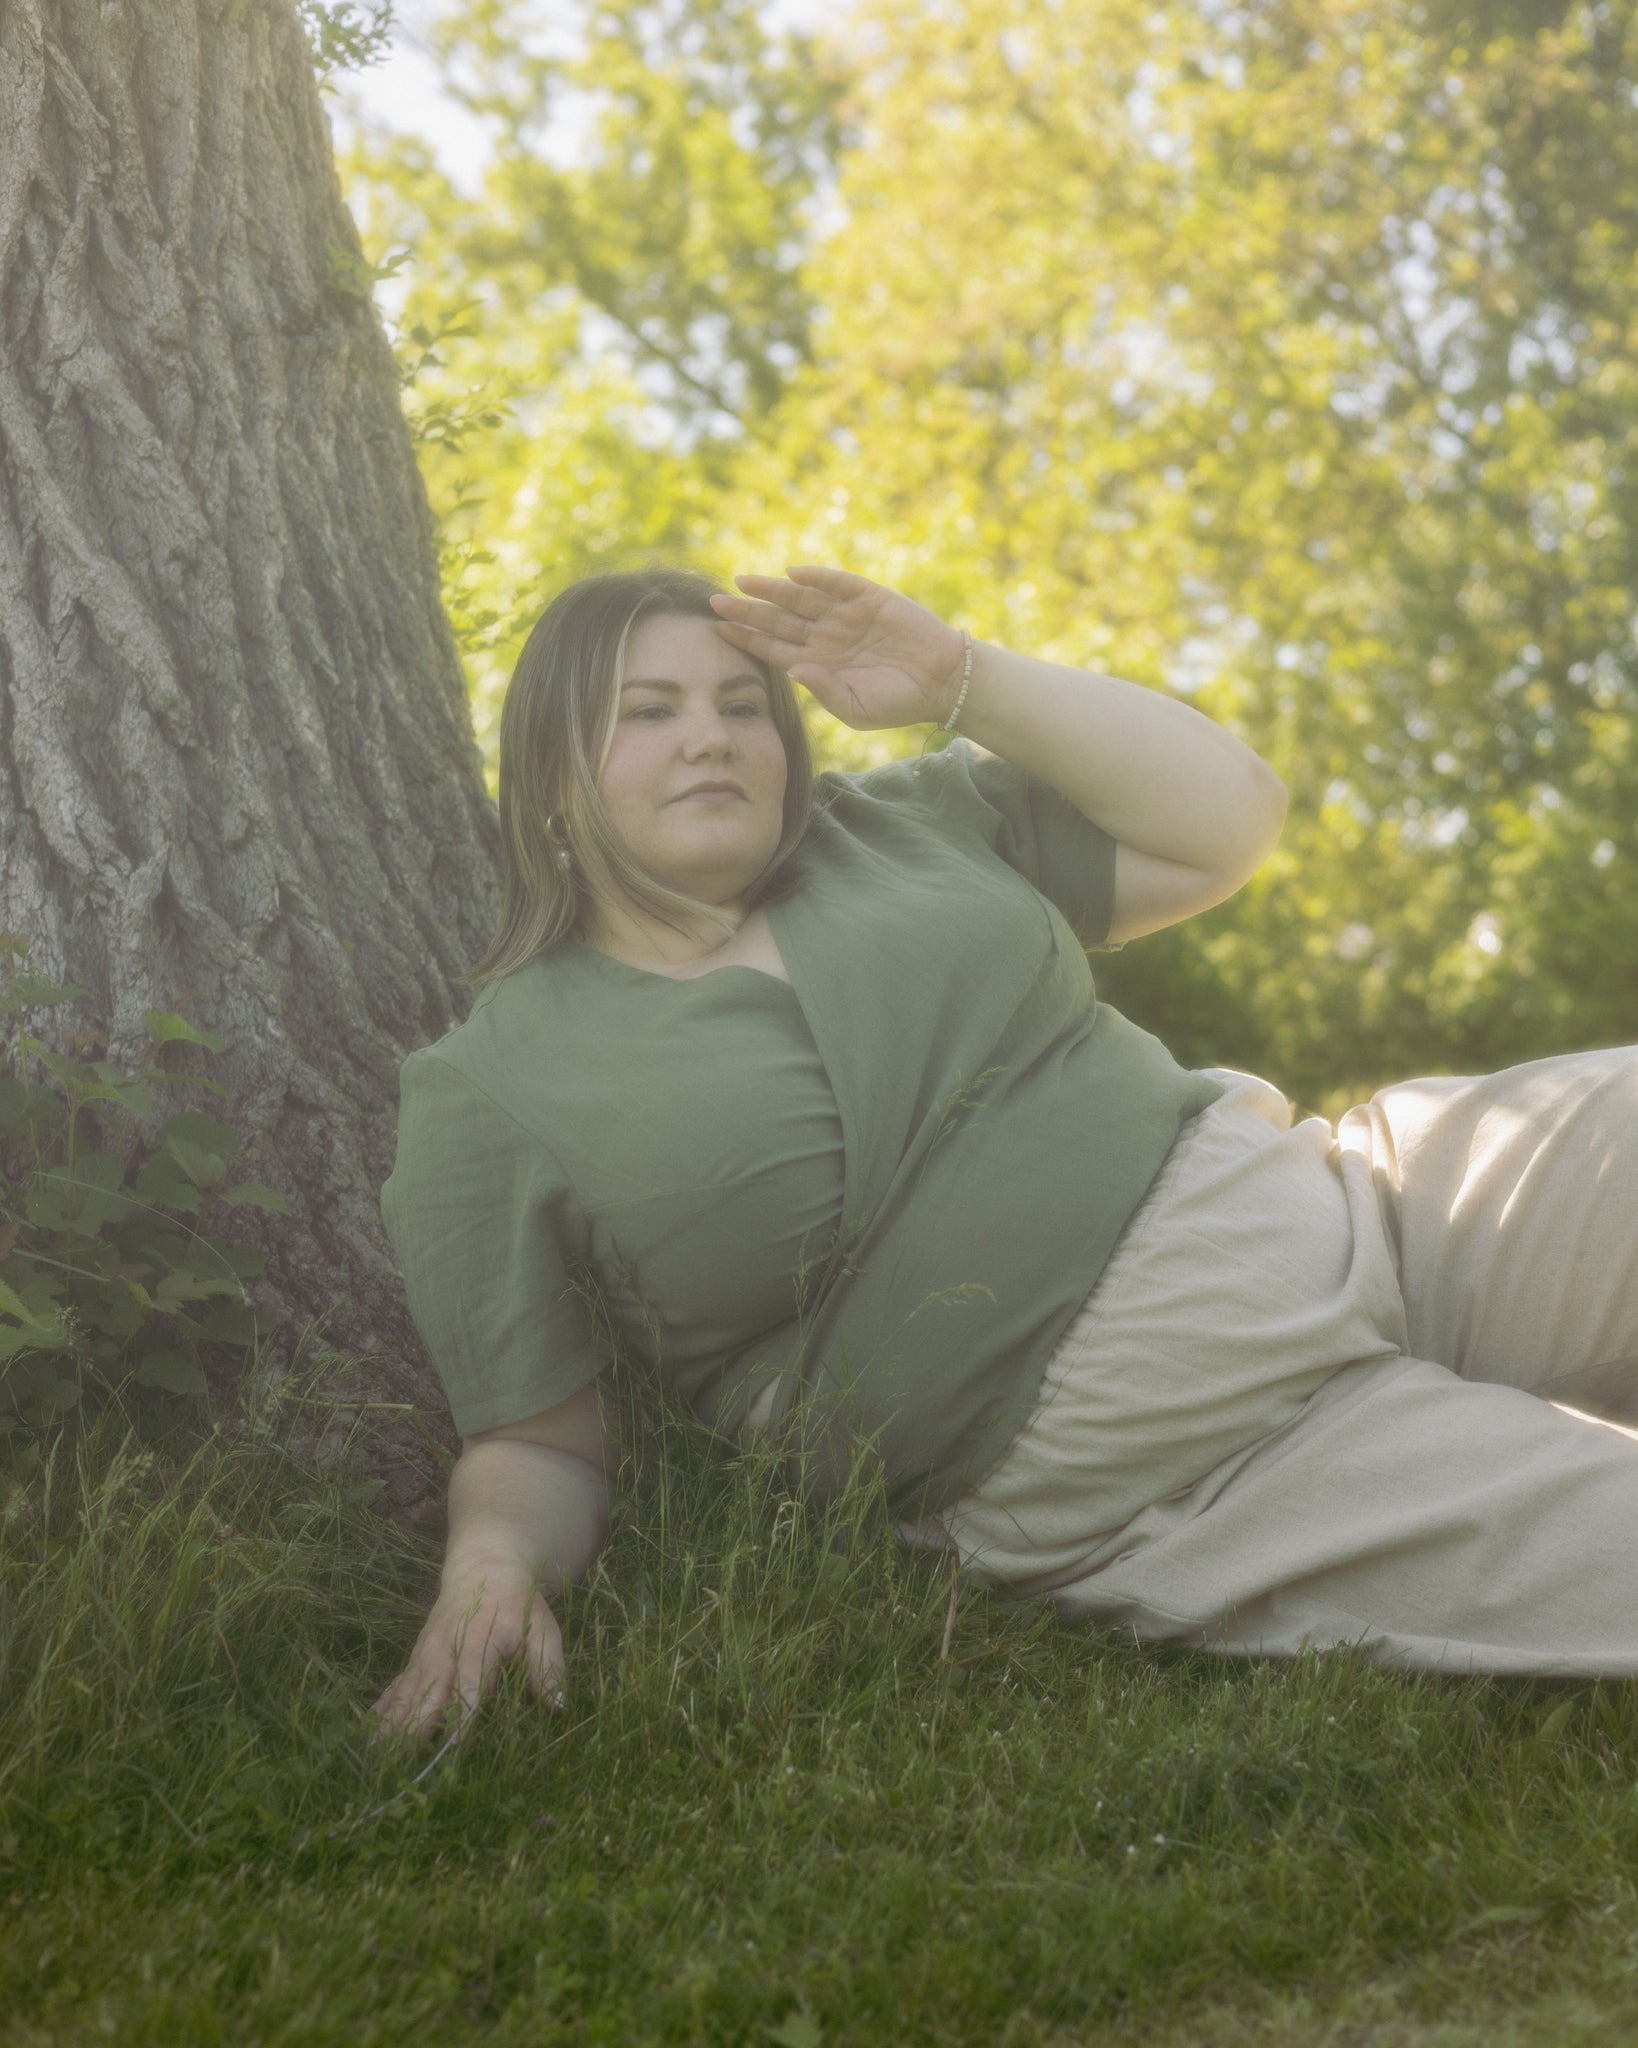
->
[369, 1385, 618, 1743]
[370, 1555, 566, 1741]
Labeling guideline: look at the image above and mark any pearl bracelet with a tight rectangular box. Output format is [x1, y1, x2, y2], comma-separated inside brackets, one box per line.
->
[921, 628, 973, 755]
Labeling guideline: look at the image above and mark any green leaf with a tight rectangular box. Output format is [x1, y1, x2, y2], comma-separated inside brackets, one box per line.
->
[187, 1302, 268, 1348]
[23, 1184, 76, 1232]
[0, 1271, 64, 1318]
[154, 1268, 244, 1305]
[96, 1284, 146, 1340]
[40, 1153, 132, 1234]
[0, 1076, 30, 1131]
[0, 1319, 71, 1362]
[87, 1066, 154, 1117]
[132, 1349, 208, 1395]
[164, 1139, 229, 1191]
[119, 1221, 194, 1269]
[132, 1154, 204, 1215]
[0, 1355, 82, 1412]
[0, 1279, 41, 1325]
[142, 1011, 227, 1055]
[0, 972, 89, 1010]
[161, 1111, 241, 1181]
[32, 1048, 133, 1108]
[203, 1238, 265, 1279]
[36, 1047, 112, 1094]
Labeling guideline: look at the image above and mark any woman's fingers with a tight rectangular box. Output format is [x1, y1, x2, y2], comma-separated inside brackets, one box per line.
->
[450, 1603, 521, 1722]
[450, 1593, 568, 1723]
[712, 617, 813, 671]
[730, 571, 831, 619]
[369, 1661, 443, 1726]
[708, 593, 810, 638]
[710, 592, 812, 655]
[784, 564, 873, 595]
[366, 1611, 497, 1743]
[523, 1596, 568, 1710]
[369, 1660, 455, 1742]
[712, 592, 811, 643]
[369, 1585, 568, 1744]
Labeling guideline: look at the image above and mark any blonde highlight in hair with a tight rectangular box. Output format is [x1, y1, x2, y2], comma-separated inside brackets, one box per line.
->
[464, 562, 817, 991]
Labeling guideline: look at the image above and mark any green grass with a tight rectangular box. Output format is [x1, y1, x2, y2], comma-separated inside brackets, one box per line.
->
[5, 1385, 1638, 2047]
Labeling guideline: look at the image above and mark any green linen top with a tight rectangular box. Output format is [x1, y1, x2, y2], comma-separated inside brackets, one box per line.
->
[379, 739, 1225, 1514]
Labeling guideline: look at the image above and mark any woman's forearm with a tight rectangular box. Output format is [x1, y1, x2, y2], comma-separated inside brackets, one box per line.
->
[710, 567, 1285, 932]
[950, 637, 1288, 883]
[442, 1438, 610, 1598]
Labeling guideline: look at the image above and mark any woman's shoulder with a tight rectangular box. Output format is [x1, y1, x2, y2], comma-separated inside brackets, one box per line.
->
[805, 741, 1030, 867]
[814, 738, 1009, 812]
[400, 948, 600, 1098]
[805, 741, 979, 839]
[813, 744, 941, 804]
[393, 999, 589, 1179]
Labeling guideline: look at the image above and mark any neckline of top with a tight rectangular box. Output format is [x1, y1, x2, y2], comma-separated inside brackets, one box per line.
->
[562, 941, 794, 990]
[556, 891, 800, 989]
[590, 953, 792, 988]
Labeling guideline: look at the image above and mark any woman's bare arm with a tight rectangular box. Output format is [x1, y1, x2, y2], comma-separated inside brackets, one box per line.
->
[707, 568, 1287, 948]
[950, 640, 1289, 944]
[370, 1379, 619, 1741]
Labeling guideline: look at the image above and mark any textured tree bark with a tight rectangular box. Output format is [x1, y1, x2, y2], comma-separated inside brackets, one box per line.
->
[0, 0, 501, 1518]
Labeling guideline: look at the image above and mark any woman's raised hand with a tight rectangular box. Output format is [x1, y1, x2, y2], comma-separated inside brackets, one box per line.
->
[709, 565, 967, 733]
[369, 1560, 565, 1744]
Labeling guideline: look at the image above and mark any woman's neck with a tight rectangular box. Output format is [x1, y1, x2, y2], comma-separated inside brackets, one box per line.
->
[580, 894, 749, 970]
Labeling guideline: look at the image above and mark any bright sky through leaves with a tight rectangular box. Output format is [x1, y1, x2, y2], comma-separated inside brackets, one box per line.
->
[332, 0, 828, 195]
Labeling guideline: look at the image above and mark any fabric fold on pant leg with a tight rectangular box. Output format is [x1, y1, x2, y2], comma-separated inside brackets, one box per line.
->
[1042, 1353, 1638, 1678]
[1337, 1044, 1638, 1416]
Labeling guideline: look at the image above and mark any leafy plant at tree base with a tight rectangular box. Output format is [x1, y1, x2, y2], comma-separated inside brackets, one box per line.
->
[0, 934, 290, 1430]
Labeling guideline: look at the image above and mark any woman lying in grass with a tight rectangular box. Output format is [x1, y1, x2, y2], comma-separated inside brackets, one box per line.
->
[372, 562, 1638, 1740]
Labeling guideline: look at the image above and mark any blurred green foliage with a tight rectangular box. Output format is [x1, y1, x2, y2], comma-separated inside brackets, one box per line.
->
[0, 936, 288, 1430]
[300, 1, 394, 84]
[340, 0, 1637, 1106]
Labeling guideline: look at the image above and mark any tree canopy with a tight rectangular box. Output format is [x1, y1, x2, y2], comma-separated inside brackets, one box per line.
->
[341, 0, 1638, 1107]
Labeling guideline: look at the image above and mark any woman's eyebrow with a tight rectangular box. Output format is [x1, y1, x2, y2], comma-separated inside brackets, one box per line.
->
[619, 673, 769, 693]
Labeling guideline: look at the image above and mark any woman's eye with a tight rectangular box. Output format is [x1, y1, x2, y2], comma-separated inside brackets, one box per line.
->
[630, 701, 763, 720]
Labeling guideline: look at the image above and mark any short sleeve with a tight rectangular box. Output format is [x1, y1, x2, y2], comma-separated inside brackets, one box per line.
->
[850, 739, 1118, 949]
[379, 1050, 606, 1435]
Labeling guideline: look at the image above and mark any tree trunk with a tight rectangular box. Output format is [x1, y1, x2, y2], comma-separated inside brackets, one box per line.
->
[0, 0, 501, 1519]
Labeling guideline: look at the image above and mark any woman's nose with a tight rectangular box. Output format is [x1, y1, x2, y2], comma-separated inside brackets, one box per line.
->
[682, 709, 738, 754]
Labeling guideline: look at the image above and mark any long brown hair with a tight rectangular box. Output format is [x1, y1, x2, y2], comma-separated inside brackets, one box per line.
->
[464, 564, 817, 991]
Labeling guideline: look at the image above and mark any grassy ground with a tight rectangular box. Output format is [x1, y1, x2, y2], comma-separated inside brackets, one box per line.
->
[5, 1389, 1638, 2048]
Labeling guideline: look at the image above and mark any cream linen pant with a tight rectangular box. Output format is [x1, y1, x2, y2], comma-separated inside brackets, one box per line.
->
[922, 1047, 1638, 1676]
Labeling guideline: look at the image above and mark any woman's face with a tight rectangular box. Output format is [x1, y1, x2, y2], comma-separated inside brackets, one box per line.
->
[595, 611, 790, 908]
